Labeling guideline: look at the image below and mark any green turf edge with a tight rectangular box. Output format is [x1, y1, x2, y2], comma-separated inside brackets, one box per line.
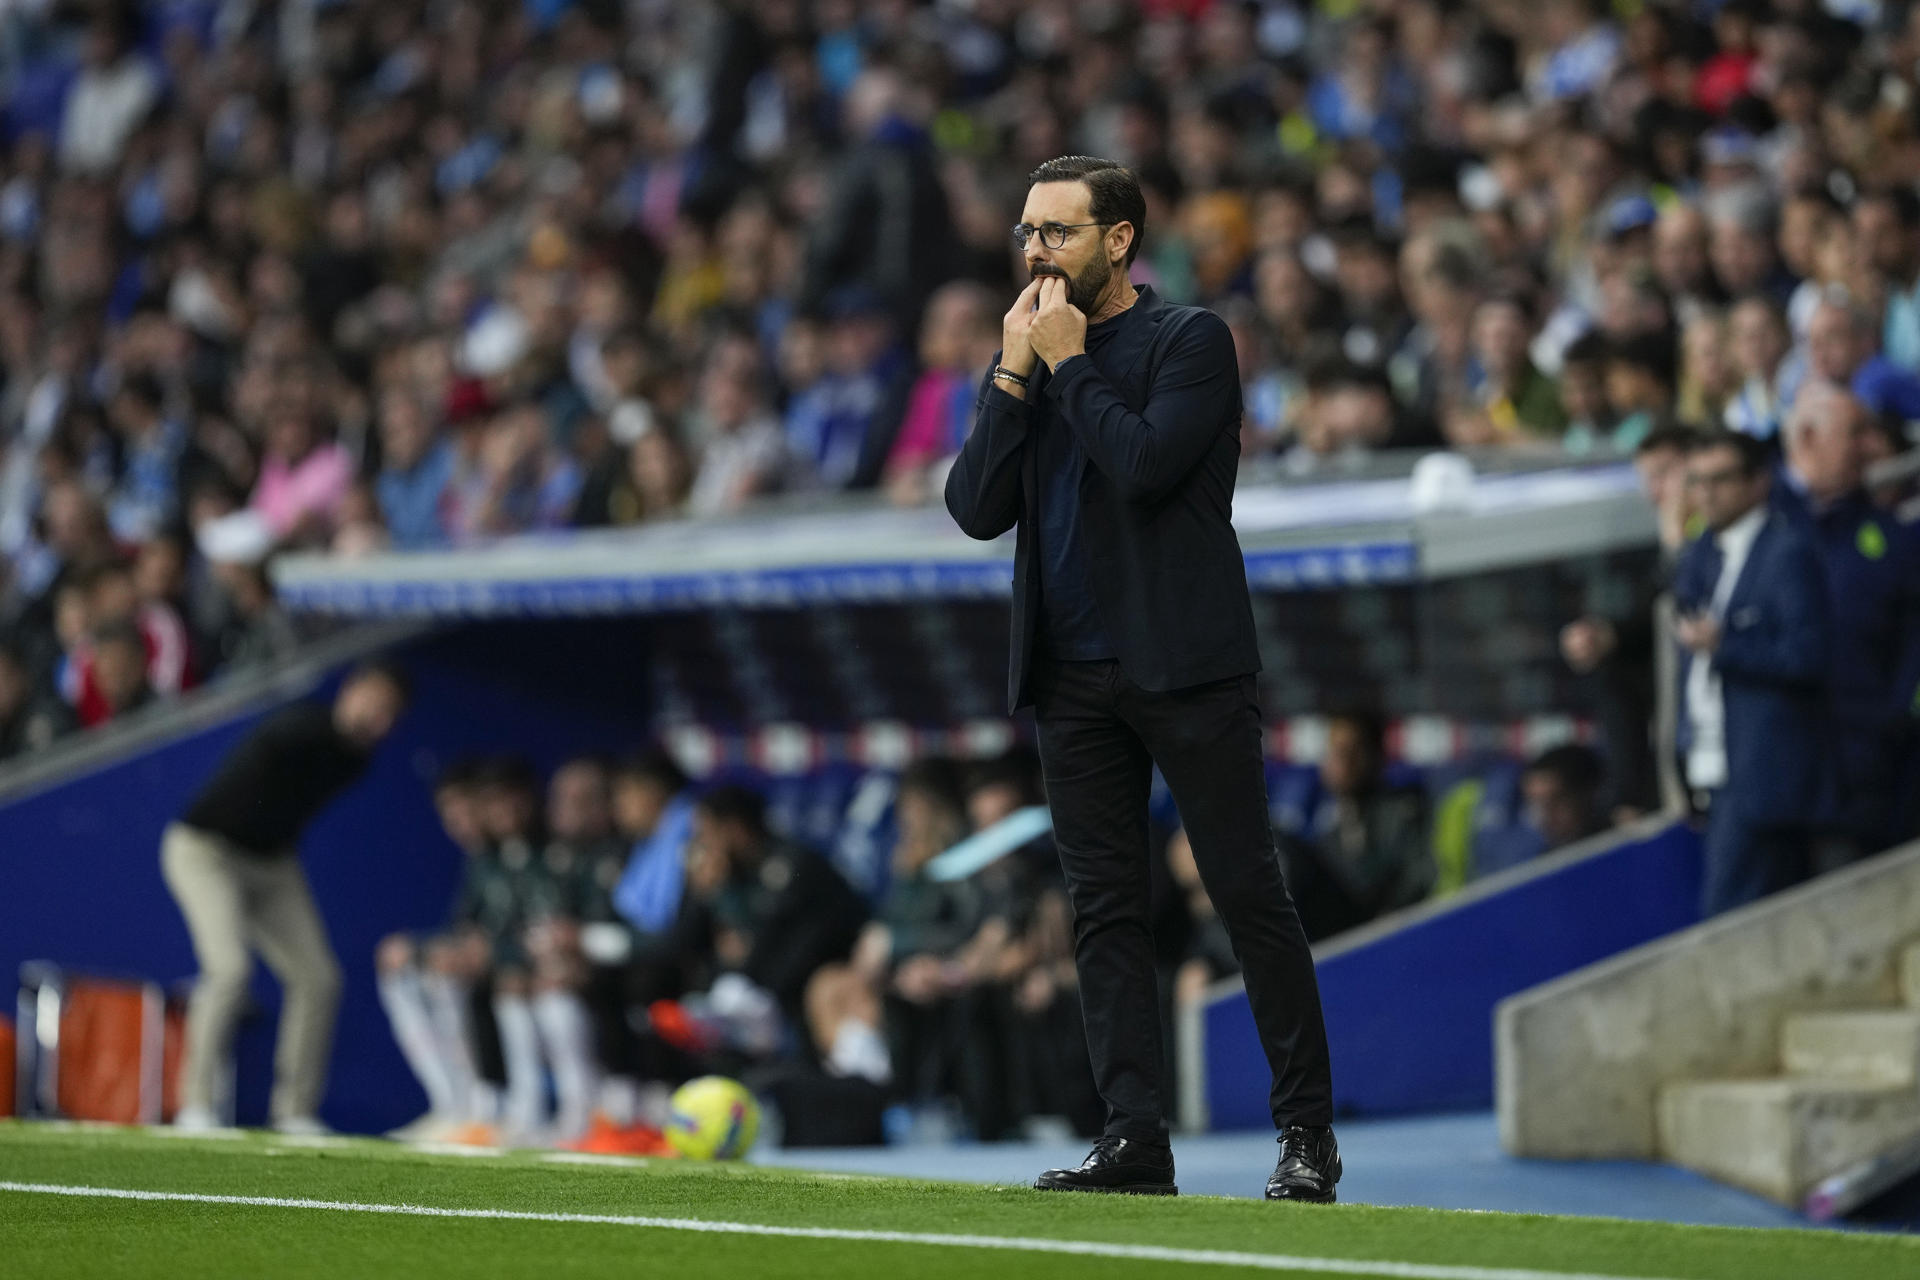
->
[0, 1121, 1916, 1280]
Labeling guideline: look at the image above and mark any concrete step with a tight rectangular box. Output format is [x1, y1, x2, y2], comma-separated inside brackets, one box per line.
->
[1657, 1076, 1920, 1205]
[1902, 942, 1920, 1010]
[1780, 1009, 1920, 1086]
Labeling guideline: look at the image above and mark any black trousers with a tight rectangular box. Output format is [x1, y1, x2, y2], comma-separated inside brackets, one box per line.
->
[1031, 656, 1334, 1142]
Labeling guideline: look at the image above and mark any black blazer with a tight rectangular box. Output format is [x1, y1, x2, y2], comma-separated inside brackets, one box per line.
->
[944, 286, 1261, 712]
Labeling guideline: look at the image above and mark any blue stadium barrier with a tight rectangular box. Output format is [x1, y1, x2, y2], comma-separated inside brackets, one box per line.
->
[1193, 817, 1704, 1128]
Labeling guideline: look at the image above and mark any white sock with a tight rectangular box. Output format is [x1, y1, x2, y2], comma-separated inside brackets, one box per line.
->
[532, 988, 601, 1141]
[827, 1017, 893, 1086]
[378, 969, 458, 1118]
[493, 993, 547, 1140]
[598, 1076, 642, 1128]
[421, 973, 481, 1121]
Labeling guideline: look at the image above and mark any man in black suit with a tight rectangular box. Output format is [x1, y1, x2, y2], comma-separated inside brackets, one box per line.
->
[945, 156, 1339, 1202]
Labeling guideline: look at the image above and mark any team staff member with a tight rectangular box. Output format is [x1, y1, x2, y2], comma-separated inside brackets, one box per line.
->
[1675, 431, 1833, 914]
[162, 660, 409, 1133]
[1773, 383, 1920, 857]
[945, 156, 1339, 1201]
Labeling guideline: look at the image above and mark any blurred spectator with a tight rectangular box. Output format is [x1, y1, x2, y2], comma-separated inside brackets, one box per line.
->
[679, 784, 867, 1026]
[784, 291, 909, 493]
[1675, 430, 1833, 914]
[1633, 423, 1703, 558]
[611, 750, 696, 939]
[1603, 333, 1679, 452]
[1466, 293, 1566, 441]
[520, 757, 625, 1141]
[206, 556, 301, 674]
[806, 760, 976, 1093]
[251, 410, 354, 547]
[1277, 711, 1434, 941]
[1653, 205, 1722, 325]
[1774, 383, 1920, 857]
[795, 67, 959, 331]
[61, 559, 192, 726]
[686, 338, 786, 518]
[1532, 0, 1621, 104]
[1557, 334, 1618, 451]
[445, 403, 581, 541]
[1724, 296, 1793, 440]
[378, 759, 493, 1141]
[59, 11, 157, 176]
[1678, 311, 1737, 429]
[1519, 744, 1609, 854]
[1852, 186, 1920, 373]
[374, 389, 455, 551]
[1795, 290, 1920, 426]
[1707, 186, 1791, 305]
[0, 638, 70, 760]
[104, 373, 192, 545]
[882, 282, 1000, 506]
[1289, 359, 1411, 470]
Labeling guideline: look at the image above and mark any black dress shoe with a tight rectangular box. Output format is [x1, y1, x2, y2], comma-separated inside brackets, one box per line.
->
[1265, 1125, 1341, 1203]
[1035, 1136, 1178, 1195]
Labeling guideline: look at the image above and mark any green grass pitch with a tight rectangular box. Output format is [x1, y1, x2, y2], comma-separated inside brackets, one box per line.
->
[2, 1121, 1916, 1279]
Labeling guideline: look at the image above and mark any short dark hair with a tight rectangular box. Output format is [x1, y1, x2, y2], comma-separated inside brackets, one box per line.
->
[1561, 332, 1611, 370]
[1689, 427, 1771, 477]
[345, 658, 411, 703]
[964, 745, 1042, 806]
[697, 783, 768, 837]
[1027, 155, 1147, 266]
[613, 747, 689, 796]
[1326, 708, 1388, 760]
[91, 618, 146, 654]
[78, 559, 133, 594]
[1861, 184, 1920, 230]
[898, 756, 965, 811]
[475, 755, 539, 795]
[1305, 355, 1391, 398]
[1608, 333, 1678, 391]
[434, 756, 486, 794]
[1636, 423, 1705, 457]
[114, 372, 165, 413]
[1524, 744, 1607, 796]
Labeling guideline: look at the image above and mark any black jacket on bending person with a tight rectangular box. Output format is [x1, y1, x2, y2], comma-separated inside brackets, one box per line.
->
[180, 702, 371, 855]
[944, 286, 1261, 711]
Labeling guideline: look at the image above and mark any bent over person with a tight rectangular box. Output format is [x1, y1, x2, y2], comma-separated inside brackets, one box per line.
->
[162, 660, 409, 1132]
[944, 156, 1340, 1200]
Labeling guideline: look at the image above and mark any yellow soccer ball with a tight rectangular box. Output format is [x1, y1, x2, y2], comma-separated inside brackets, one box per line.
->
[664, 1076, 761, 1160]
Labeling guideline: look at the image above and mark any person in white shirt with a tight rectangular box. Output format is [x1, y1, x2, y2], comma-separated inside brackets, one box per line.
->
[1674, 431, 1835, 914]
[58, 15, 158, 176]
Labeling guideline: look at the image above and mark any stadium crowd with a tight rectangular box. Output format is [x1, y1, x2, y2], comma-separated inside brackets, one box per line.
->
[4, 0, 1920, 755]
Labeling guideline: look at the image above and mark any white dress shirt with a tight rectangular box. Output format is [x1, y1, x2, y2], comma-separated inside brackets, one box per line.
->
[1685, 504, 1769, 790]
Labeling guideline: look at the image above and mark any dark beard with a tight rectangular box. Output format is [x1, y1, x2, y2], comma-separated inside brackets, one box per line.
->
[1033, 253, 1110, 315]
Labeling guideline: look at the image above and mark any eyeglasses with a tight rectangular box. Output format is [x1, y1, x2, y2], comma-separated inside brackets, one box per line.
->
[1012, 221, 1108, 251]
[1685, 467, 1747, 488]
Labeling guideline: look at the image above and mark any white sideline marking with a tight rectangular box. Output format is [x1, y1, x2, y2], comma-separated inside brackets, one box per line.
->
[0, 1180, 1689, 1280]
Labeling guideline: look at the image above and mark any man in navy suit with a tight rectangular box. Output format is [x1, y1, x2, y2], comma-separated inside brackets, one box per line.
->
[1674, 430, 1834, 915]
[1773, 383, 1920, 858]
